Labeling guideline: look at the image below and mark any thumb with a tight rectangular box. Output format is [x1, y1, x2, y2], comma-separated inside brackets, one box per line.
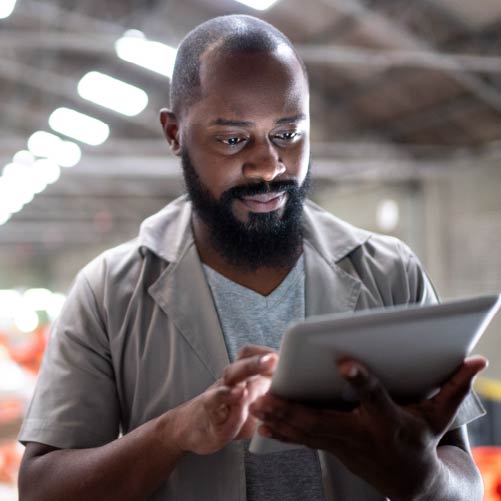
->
[426, 355, 487, 433]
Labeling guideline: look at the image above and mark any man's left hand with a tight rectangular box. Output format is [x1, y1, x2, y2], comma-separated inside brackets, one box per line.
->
[249, 355, 487, 500]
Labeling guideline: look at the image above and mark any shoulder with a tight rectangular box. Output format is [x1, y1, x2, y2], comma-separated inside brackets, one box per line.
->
[79, 238, 146, 292]
[303, 199, 413, 266]
[350, 234, 437, 307]
[303, 200, 436, 306]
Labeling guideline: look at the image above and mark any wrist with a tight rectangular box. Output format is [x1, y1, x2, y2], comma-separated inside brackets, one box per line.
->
[155, 407, 189, 459]
[392, 452, 446, 501]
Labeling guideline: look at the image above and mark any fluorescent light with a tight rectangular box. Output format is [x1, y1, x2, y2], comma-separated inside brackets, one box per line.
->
[14, 307, 39, 333]
[55, 141, 81, 168]
[0, 290, 21, 315]
[28, 131, 81, 167]
[28, 130, 62, 158]
[2, 164, 37, 204]
[0, 171, 29, 212]
[49, 107, 110, 146]
[2, 159, 49, 198]
[115, 30, 177, 78]
[376, 199, 399, 232]
[0, 0, 17, 19]
[78, 71, 148, 116]
[34, 159, 61, 185]
[0, 211, 11, 225]
[12, 150, 35, 166]
[46, 292, 66, 320]
[232, 0, 279, 10]
[24, 288, 53, 311]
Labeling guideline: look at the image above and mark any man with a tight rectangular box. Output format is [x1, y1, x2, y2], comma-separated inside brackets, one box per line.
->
[18, 14, 486, 501]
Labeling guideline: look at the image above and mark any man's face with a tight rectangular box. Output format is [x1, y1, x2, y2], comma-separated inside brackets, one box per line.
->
[176, 46, 311, 268]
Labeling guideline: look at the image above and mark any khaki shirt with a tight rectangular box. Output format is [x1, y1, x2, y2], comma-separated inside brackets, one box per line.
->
[19, 196, 484, 500]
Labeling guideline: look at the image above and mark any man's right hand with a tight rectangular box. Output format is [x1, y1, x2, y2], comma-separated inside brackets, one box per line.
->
[171, 345, 277, 455]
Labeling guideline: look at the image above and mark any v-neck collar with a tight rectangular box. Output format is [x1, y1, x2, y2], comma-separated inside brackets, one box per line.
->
[203, 254, 305, 308]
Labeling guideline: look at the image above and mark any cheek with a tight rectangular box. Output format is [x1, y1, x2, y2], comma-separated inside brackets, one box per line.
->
[186, 146, 243, 197]
[284, 139, 310, 184]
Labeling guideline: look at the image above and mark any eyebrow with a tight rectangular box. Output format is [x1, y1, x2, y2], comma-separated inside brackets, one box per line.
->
[209, 113, 307, 127]
[275, 113, 307, 125]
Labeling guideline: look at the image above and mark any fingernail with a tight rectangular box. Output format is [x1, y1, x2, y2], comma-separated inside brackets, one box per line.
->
[339, 361, 358, 378]
[260, 354, 274, 367]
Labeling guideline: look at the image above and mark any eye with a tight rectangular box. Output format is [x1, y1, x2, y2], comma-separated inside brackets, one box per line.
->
[272, 130, 301, 143]
[221, 137, 246, 146]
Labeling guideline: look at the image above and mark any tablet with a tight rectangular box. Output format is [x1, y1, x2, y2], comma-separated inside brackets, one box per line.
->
[249, 294, 501, 454]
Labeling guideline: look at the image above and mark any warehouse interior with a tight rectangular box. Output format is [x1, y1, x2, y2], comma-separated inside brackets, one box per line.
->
[1, 0, 501, 498]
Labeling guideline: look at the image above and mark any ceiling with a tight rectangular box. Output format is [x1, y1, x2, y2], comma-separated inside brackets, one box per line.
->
[1, 0, 501, 262]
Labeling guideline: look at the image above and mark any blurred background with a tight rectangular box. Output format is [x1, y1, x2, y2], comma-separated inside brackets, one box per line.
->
[1, 0, 501, 498]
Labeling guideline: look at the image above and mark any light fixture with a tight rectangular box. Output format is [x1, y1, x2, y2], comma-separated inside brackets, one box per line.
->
[27, 131, 82, 168]
[78, 71, 149, 116]
[0, 0, 17, 19]
[12, 150, 35, 166]
[24, 288, 53, 311]
[0, 290, 21, 316]
[46, 292, 66, 320]
[55, 141, 81, 168]
[0, 187, 25, 214]
[2, 160, 48, 199]
[232, 0, 279, 10]
[376, 199, 400, 232]
[0, 165, 35, 210]
[28, 131, 62, 158]
[0, 211, 11, 226]
[34, 159, 61, 185]
[14, 307, 39, 333]
[115, 30, 177, 78]
[49, 107, 110, 146]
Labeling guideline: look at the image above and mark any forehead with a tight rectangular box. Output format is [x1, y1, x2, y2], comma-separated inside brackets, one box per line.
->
[189, 47, 309, 123]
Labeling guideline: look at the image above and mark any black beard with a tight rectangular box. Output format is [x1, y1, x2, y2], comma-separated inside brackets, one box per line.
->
[181, 149, 311, 270]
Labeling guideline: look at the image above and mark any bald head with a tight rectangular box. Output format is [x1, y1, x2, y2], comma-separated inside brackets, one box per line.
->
[169, 15, 308, 117]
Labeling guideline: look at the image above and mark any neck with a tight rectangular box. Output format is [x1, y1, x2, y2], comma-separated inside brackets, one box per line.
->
[192, 214, 302, 296]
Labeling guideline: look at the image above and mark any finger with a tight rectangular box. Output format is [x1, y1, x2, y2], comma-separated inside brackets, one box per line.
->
[223, 353, 277, 386]
[425, 355, 487, 433]
[204, 385, 245, 423]
[257, 422, 319, 448]
[250, 393, 352, 439]
[237, 344, 277, 360]
[245, 375, 272, 403]
[339, 360, 398, 420]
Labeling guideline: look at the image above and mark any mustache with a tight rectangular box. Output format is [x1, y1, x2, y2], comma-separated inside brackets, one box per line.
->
[222, 180, 300, 201]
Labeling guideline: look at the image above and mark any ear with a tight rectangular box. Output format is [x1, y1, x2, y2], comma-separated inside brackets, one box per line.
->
[160, 108, 182, 157]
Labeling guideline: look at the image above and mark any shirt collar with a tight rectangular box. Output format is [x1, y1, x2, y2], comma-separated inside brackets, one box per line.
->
[138, 195, 371, 264]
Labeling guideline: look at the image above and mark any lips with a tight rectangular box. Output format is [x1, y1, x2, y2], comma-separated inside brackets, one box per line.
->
[239, 192, 287, 213]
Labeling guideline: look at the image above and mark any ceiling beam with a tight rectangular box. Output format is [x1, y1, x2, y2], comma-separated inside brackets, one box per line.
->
[0, 57, 160, 135]
[4, 30, 501, 76]
[316, 0, 501, 116]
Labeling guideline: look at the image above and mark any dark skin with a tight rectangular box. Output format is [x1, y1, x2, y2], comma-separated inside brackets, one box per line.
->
[19, 47, 486, 500]
[18, 47, 306, 500]
[162, 47, 310, 295]
[250, 356, 487, 501]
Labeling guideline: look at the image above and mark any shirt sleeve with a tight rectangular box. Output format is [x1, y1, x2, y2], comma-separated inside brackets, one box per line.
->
[402, 242, 486, 429]
[18, 270, 121, 449]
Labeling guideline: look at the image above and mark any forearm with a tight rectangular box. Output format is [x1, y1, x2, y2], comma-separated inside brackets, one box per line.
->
[19, 410, 186, 501]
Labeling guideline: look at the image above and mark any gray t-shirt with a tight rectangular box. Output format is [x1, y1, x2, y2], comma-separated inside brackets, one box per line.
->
[204, 256, 326, 501]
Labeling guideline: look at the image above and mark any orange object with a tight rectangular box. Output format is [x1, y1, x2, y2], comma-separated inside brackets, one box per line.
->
[0, 442, 22, 485]
[4, 325, 49, 375]
[472, 447, 501, 501]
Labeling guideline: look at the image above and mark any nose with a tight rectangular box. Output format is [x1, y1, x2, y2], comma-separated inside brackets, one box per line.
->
[242, 138, 286, 182]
